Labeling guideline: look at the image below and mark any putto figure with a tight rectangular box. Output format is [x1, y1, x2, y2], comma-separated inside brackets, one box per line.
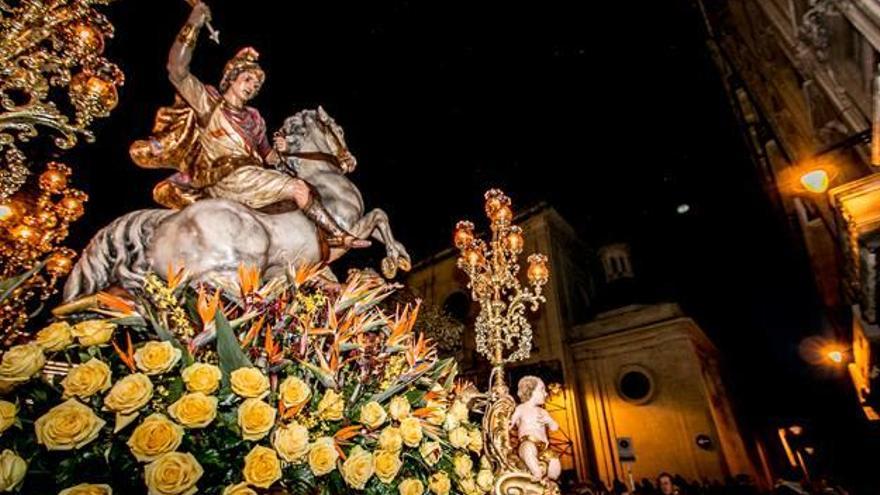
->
[510, 376, 561, 484]
[130, 2, 368, 250]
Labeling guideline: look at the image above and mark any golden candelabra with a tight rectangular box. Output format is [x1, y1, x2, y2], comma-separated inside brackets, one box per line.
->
[0, 0, 122, 341]
[0, 0, 123, 199]
[0, 162, 84, 341]
[454, 189, 550, 375]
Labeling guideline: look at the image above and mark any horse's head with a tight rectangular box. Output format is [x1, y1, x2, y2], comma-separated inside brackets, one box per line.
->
[279, 106, 357, 173]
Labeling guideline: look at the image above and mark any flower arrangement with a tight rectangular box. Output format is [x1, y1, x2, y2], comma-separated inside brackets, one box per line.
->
[0, 265, 494, 494]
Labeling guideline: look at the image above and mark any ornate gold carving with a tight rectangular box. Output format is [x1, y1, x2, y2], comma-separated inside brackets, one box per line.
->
[482, 375, 559, 495]
[0, 0, 124, 198]
[0, 0, 122, 340]
[453, 189, 549, 370]
[454, 191, 556, 495]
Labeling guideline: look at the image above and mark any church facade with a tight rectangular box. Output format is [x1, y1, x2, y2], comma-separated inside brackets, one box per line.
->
[406, 206, 758, 487]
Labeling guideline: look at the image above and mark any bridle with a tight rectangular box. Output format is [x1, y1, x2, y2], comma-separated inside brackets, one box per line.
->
[284, 116, 354, 172]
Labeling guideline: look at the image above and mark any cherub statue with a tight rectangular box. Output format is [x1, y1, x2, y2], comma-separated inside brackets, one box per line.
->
[510, 376, 561, 483]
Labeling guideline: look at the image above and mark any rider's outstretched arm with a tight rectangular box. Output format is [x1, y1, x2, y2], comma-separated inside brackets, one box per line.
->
[167, 2, 214, 118]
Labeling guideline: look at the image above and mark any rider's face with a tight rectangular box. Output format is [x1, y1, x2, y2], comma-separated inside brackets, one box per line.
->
[229, 70, 262, 102]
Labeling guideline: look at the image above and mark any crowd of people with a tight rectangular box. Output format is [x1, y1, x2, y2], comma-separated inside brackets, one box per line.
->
[561, 471, 850, 495]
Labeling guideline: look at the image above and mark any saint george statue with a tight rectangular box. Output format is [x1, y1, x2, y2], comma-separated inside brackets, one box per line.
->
[129, 2, 368, 250]
[58, 1, 411, 303]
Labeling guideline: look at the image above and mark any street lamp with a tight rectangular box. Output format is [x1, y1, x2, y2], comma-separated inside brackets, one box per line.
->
[800, 169, 831, 194]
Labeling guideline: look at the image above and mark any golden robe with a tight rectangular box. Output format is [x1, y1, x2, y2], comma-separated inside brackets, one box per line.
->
[131, 73, 293, 209]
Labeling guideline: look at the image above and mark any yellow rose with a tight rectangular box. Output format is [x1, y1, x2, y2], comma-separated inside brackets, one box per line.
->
[308, 437, 339, 476]
[35, 321, 73, 352]
[144, 452, 203, 495]
[58, 483, 113, 495]
[359, 401, 387, 429]
[230, 367, 269, 398]
[103, 373, 153, 415]
[453, 452, 473, 479]
[419, 441, 441, 466]
[168, 392, 217, 429]
[398, 478, 425, 495]
[134, 341, 182, 376]
[34, 398, 105, 450]
[222, 483, 257, 495]
[237, 399, 276, 441]
[278, 376, 310, 408]
[127, 413, 184, 462]
[341, 446, 374, 490]
[316, 389, 344, 421]
[449, 400, 469, 423]
[458, 477, 479, 495]
[425, 402, 446, 426]
[428, 472, 451, 495]
[448, 426, 470, 450]
[272, 422, 309, 462]
[374, 449, 402, 484]
[442, 413, 460, 432]
[0, 450, 26, 492]
[242, 445, 281, 489]
[468, 428, 483, 453]
[0, 401, 16, 436]
[71, 320, 115, 347]
[0, 343, 45, 382]
[62, 358, 112, 400]
[389, 395, 411, 421]
[378, 426, 403, 452]
[476, 470, 494, 492]
[399, 417, 423, 448]
[180, 363, 222, 394]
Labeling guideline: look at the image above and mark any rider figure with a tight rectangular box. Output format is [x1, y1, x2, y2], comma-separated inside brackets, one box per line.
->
[130, 2, 369, 249]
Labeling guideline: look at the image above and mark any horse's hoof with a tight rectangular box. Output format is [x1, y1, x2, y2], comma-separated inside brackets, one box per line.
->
[398, 258, 411, 272]
[381, 257, 398, 279]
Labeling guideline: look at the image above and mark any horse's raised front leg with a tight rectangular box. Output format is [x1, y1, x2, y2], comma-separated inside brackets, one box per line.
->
[330, 208, 411, 278]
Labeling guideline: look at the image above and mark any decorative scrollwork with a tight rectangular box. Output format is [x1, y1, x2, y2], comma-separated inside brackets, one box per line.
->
[453, 190, 549, 368]
[0, 0, 124, 198]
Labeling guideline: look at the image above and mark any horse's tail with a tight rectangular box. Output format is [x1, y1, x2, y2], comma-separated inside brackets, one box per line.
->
[63, 209, 174, 301]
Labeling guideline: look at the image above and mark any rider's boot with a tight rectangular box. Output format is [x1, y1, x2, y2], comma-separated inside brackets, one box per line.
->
[302, 196, 371, 249]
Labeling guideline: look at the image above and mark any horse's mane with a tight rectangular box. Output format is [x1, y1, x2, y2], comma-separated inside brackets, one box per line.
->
[278, 109, 318, 153]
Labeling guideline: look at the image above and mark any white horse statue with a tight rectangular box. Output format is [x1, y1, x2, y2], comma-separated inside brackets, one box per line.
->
[62, 108, 411, 301]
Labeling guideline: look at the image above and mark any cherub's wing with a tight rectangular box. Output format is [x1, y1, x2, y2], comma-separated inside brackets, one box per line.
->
[483, 392, 524, 473]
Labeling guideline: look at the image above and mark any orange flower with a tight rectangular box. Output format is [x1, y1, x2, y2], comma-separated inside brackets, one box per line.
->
[196, 287, 221, 326]
[238, 263, 261, 296]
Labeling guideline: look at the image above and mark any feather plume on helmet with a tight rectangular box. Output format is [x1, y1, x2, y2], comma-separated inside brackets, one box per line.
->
[220, 47, 265, 93]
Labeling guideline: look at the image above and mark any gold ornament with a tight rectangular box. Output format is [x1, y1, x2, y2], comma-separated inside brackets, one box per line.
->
[454, 189, 549, 371]
[0, 0, 124, 198]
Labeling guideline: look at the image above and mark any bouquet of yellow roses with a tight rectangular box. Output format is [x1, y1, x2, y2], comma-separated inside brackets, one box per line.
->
[0, 266, 495, 495]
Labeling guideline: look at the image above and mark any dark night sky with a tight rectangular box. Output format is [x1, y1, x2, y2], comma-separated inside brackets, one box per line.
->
[62, 0, 878, 490]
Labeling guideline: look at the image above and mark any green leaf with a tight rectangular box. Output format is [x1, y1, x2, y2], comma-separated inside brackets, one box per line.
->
[369, 361, 437, 404]
[108, 316, 147, 327]
[0, 262, 45, 305]
[215, 311, 252, 382]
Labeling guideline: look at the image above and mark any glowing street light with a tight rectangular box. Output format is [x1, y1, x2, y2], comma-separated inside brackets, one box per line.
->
[800, 170, 830, 194]
[827, 350, 843, 364]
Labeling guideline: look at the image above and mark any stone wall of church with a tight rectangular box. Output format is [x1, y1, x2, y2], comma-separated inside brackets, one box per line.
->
[570, 305, 756, 486]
